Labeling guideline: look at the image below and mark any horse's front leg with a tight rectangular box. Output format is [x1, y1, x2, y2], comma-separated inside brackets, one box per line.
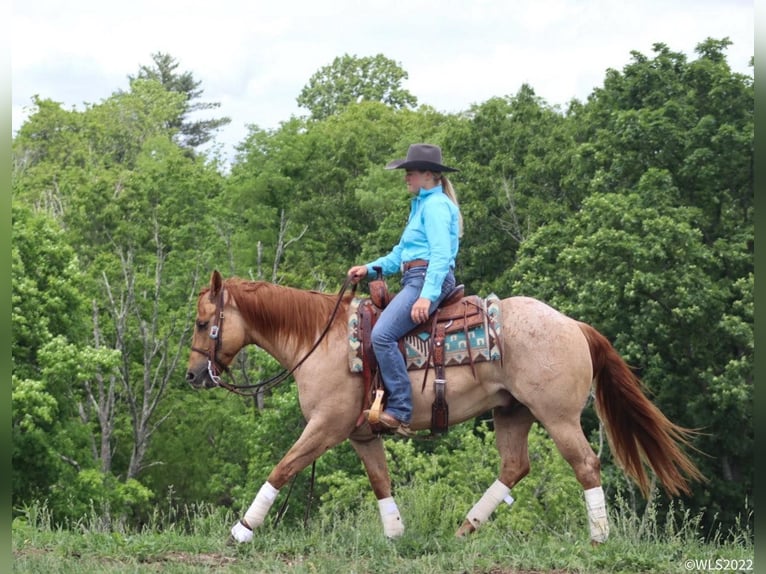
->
[349, 434, 404, 538]
[230, 418, 351, 543]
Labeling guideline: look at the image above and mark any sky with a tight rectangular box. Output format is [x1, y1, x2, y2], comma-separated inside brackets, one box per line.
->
[11, 0, 754, 162]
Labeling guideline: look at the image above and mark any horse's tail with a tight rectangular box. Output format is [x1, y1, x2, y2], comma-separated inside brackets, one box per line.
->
[577, 322, 705, 498]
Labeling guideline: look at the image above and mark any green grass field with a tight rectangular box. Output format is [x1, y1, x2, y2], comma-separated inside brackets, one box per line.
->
[12, 483, 753, 574]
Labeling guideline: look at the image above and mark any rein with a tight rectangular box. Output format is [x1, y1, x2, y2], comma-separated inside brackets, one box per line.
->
[193, 275, 355, 397]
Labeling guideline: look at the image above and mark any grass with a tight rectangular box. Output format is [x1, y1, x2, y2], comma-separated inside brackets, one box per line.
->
[12, 484, 753, 574]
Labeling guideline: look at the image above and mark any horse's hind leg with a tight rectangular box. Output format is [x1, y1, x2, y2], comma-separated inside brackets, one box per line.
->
[349, 434, 404, 538]
[456, 404, 535, 537]
[540, 416, 608, 543]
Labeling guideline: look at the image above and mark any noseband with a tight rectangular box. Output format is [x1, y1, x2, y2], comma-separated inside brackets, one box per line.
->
[192, 276, 355, 396]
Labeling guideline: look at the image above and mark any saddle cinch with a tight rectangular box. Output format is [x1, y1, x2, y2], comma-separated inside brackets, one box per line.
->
[355, 267, 502, 435]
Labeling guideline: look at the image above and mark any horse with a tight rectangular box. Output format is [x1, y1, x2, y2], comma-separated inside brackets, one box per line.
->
[185, 270, 703, 544]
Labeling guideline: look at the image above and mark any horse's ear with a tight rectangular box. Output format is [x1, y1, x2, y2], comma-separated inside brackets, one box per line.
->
[209, 270, 223, 301]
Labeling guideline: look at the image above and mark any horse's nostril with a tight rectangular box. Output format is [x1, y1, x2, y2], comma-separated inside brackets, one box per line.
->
[185, 371, 195, 382]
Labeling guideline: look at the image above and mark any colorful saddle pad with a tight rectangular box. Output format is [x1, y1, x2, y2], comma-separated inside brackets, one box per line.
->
[347, 294, 502, 373]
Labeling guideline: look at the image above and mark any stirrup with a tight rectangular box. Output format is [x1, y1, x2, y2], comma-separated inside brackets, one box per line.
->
[367, 389, 384, 424]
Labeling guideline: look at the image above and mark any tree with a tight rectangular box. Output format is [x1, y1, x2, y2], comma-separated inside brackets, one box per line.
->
[84, 134, 226, 481]
[570, 39, 753, 243]
[130, 51, 231, 149]
[443, 85, 577, 295]
[226, 102, 412, 287]
[12, 77, 229, 522]
[12, 203, 87, 505]
[11, 81, 187, 246]
[481, 40, 752, 532]
[297, 54, 417, 120]
[11, 203, 131, 522]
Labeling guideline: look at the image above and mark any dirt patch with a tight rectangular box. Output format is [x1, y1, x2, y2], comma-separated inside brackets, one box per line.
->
[158, 551, 239, 567]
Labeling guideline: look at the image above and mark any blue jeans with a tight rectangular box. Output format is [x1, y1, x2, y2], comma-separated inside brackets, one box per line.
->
[371, 266, 456, 423]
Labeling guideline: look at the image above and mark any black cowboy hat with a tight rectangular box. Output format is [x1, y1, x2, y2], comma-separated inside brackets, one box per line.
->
[385, 143, 459, 173]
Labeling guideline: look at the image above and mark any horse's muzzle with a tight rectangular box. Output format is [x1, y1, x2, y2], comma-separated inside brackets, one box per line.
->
[186, 367, 216, 389]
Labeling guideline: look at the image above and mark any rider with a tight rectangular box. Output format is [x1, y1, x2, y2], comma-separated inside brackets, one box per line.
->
[347, 143, 463, 435]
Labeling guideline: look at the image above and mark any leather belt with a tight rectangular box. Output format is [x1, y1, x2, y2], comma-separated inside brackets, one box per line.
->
[402, 259, 429, 272]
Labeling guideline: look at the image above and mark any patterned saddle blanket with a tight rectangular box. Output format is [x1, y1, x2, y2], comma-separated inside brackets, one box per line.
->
[347, 294, 503, 373]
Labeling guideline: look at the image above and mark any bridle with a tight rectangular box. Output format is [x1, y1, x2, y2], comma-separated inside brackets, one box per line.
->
[190, 284, 242, 393]
[191, 276, 355, 396]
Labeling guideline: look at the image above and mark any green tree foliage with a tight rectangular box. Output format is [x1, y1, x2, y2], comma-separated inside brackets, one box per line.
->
[142, 390, 255, 507]
[227, 101, 413, 287]
[572, 39, 752, 243]
[13, 82, 187, 251]
[12, 204, 121, 517]
[11, 205, 81, 503]
[297, 54, 418, 121]
[11, 204, 87, 377]
[130, 52, 232, 150]
[507, 184, 752, 528]
[444, 84, 579, 295]
[12, 74, 229, 524]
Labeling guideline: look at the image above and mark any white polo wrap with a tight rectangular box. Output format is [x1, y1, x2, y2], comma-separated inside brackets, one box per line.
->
[466, 479, 511, 529]
[584, 486, 609, 542]
[243, 481, 279, 530]
[377, 496, 405, 538]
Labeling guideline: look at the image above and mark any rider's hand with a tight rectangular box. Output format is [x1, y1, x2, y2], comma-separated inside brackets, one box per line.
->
[347, 265, 368, 284]
[411, 297, 431, 323]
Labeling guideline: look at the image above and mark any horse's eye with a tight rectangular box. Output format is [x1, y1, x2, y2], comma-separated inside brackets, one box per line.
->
[196, 320, 209, 330]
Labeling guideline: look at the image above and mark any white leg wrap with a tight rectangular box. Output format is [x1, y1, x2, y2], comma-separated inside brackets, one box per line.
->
[584, 486, 609, 543]
[377, 496, 405, 538]
[230, 481, 279, 543]
[466, 479, 512, 529]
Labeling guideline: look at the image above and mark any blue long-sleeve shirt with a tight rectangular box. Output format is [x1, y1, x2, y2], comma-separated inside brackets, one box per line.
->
[365, 185, 460, 301]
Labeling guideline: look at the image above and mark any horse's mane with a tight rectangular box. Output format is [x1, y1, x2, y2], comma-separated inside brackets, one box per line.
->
[220, 278, 352, 349]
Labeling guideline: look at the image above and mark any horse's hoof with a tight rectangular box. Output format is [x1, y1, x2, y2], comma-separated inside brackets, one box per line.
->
[384, 527, 405, 539]
[230, 520, 254, 543]
[455, 519, 476, 538]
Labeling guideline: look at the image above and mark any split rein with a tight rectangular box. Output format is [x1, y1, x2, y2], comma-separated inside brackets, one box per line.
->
[194, 275, 356, 397]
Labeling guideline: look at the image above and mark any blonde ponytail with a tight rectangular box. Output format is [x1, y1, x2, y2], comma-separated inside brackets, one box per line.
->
[441, 175, 464, 237]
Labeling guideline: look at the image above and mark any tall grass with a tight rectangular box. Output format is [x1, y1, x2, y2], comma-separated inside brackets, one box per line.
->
[13, 481, 753, 573]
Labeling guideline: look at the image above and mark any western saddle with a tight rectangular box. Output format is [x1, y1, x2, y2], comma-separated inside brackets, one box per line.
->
[356, 267, 488, 435]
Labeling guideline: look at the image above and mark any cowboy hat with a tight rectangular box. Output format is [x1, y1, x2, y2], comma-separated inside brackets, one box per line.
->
[385, 143, 459, 172]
